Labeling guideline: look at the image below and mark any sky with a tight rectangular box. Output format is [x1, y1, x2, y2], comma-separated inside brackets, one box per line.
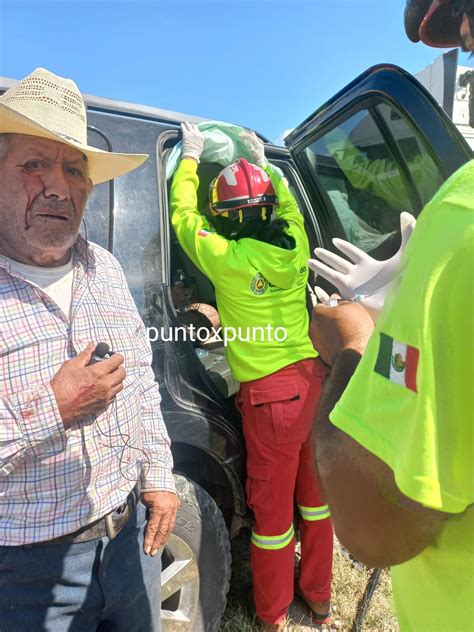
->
[1, 0, 473, 144]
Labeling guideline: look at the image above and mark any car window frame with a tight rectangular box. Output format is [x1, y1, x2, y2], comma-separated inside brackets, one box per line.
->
[83, 124, 115, 251]
[290, 93, 449, 249]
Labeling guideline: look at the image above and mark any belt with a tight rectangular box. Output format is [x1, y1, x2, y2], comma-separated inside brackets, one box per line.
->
[38, 483, 140, 546]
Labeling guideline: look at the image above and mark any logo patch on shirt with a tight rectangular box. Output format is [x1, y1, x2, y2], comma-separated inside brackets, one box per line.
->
[198, 229, 210, 238]
[374, 333, 419, 392]
[250, 273, 268, 295]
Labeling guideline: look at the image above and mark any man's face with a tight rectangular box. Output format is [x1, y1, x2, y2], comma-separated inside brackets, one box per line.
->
[0, 134, 93, 266]
[460, 12, 474, 51]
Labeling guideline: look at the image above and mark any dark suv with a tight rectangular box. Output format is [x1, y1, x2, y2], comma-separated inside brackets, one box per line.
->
[1, 64, 471, 632]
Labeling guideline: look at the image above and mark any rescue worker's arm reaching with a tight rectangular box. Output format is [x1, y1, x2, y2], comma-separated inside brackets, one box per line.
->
[180, 120, 204, 164]
[172, 123, 302, 287]
[308, 212, 417, 313]
[239, 130, 307, 247]
[170, 123, 232, 285]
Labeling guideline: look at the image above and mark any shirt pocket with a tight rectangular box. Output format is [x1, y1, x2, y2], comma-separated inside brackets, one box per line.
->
[249, 383, 308, 445]
[104, 311, 142, 373]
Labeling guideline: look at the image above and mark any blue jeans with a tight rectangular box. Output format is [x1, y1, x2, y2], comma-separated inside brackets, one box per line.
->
[0, 502, 161, 631]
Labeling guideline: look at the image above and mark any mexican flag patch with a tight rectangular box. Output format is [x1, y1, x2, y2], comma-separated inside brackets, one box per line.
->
[198, 229, 210, 238]
[374, 333, 419, 392]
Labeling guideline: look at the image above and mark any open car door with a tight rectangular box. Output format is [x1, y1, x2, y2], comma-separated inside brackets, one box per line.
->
[285, 64, 472, 261]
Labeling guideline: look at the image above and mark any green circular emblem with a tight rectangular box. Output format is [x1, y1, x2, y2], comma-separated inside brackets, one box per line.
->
[391, 353, 406, 372]
[251, 273, 268, 295]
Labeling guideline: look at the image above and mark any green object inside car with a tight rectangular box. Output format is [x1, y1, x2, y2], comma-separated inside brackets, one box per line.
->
[166, 121, 264, 179]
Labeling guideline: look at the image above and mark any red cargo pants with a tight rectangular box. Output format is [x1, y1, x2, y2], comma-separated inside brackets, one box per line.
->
[237, 357, 333, 625]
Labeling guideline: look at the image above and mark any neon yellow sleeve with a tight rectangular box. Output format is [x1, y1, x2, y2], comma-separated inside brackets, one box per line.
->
[170, 159, 233, 285]
[264, 163, 309, 251]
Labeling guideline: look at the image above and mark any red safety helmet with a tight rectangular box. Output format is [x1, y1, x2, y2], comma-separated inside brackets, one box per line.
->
[209, 158, 278, 223]
[405, 0, 474, 47]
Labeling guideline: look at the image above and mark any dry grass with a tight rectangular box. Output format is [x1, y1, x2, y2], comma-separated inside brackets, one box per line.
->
[219, 533, 399, 632]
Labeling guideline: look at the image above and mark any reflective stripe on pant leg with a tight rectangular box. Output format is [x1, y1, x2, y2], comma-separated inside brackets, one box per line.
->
[296, 426, 333, 603]
[298, 504, 331, 521]
[251, 524, 295, 550]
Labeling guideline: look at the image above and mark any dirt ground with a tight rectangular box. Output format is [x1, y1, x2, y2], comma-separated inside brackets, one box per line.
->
[219, 533, 399, 632]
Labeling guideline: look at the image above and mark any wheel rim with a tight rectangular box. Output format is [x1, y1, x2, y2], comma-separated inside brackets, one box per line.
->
[161, 533, 200, 631]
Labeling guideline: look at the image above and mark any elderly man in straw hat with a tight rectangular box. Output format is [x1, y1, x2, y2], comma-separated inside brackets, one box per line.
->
[0, 68, 179, 631]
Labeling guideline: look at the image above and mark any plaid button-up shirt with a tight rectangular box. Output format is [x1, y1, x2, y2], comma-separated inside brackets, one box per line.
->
[0, 236, 174, 545]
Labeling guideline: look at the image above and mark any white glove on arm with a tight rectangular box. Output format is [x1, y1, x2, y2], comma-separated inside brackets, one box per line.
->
[308, 212, 417, 312]
[239, 130, 266, 168]
[181, 122, 204, 162]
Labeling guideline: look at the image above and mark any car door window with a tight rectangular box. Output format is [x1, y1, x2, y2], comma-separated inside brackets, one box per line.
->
[298, 102, 447, 255]
[301, 108, 415, 253]
[376, 103, 444, 207]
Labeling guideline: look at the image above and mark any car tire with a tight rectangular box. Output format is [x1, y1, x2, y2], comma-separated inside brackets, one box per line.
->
[161, 474, 231, 632]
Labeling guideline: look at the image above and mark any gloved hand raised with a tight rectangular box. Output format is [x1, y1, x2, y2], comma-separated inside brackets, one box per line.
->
[181, 122, 204, 163]
[239, 130, 266, 168]
[308, 212, 417, 312]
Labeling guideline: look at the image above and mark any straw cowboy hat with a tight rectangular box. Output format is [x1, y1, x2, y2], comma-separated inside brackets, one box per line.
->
[0, 67, 148, 184]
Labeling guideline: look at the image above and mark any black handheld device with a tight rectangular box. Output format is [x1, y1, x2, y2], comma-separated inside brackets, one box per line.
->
[88, 342, 113, 365]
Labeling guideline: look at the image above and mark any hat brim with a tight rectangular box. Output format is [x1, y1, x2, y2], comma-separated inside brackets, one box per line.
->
[0, 103, 148, 185]
[419, 0, 463, 47]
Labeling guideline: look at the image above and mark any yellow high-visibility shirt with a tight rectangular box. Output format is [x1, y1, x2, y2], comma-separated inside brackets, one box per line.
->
[330, 160, 474, 631]
[170, 159, 316, 382]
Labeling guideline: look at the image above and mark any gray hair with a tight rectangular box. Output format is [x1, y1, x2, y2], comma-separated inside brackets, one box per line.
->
[0, 134, 11, 160]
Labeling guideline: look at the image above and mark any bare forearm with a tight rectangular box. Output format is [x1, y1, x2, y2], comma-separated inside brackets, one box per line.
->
[313, 351, 447, 568]
[313, 349, 361, 448]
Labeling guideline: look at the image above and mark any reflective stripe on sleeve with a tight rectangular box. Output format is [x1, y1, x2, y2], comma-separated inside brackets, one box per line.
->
[298, 503, 331, 521]
[251, 524, 295, 551]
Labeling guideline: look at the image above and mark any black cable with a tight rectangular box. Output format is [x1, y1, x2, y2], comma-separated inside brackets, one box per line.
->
[351, 568, 382, 632]
[80, 220, 151, 483]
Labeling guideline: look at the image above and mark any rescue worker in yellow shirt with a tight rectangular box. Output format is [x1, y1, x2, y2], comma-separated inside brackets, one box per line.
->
[309, 1, 474, 630]
[170, 125, 333, 631]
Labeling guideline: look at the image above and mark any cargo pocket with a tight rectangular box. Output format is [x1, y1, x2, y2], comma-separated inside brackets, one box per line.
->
[245, 458, 272, 512]
[249, 383, 306, 445]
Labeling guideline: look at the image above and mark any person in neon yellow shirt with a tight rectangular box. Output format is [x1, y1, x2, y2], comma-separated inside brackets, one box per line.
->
[308, 2, 474, 630]
[171, 125, 334, 631]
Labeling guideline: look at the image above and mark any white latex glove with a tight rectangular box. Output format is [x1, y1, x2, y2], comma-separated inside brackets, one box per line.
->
[239, 130, 266, 168]
[308, 212, 417, 312]
[313, 287, 340, 307]
[181, 122, 204, 162]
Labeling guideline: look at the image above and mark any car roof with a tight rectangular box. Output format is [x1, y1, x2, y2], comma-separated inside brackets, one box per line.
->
[0, 75, 206, 126]
[0, 76, 270, 142]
